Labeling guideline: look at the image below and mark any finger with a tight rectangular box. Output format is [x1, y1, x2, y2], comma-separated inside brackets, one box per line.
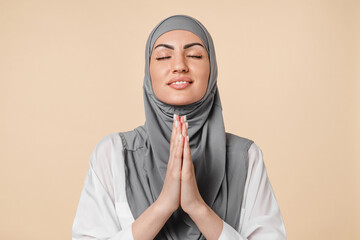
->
[170, 114, 178, 151]
[180, 115, 188, 157]
[171, 114, 182, 165]
[177, 114, 181, 125]
[176, 114, 181, 139]
[182, 129, 192, 173]
[168, 114, 177, 164]
[181, 123, 187, 141]
[179, 115, 184, 134]
[173, 133, 184, 171]
[181, 115, 188, 138]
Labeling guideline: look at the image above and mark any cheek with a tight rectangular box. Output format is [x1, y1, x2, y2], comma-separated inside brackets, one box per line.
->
[195, 62, 210, 87]
[150, 63, 169, 97]
[199, 62, 210, 97]
[150, 63, 161, 85]
[203, 64, 210, 81]
[150, 61, 169, 80]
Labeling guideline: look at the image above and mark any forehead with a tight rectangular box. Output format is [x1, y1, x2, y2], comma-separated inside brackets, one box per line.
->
[152, 30, 206, 50]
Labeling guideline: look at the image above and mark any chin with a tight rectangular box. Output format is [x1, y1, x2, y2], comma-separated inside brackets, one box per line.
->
[161, 97, 197, 106]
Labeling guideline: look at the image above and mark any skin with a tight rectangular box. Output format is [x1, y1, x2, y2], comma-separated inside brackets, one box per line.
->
[149, 30, 210, 105]
[132, 30, 223, 240]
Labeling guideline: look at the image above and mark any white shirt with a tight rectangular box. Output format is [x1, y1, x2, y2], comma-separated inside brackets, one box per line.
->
[72, 133, 286, 239]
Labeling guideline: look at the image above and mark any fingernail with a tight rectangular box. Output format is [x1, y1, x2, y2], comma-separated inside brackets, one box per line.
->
[186, 122, 188, 129]
[173, 113, 176, 120]
[183, 115, 187, 122]
[175, 120, 178, 128]
[186, 136, 189, 142]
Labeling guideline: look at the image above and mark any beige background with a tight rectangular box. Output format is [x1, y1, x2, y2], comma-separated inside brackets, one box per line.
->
[1, 0, 359, 239]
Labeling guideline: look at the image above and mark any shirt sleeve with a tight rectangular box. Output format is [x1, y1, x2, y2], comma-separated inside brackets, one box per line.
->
[218, 142, 287, 240]
[72, 136, 134, 240]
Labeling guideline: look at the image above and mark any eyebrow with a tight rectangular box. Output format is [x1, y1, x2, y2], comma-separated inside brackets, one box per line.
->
[184, 42, 204, 49]
[154, 44, 174, 50]
[154, 42, 204, 50]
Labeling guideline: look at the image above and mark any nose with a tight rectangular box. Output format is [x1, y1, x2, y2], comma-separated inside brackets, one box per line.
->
[172, 55, 189, 73]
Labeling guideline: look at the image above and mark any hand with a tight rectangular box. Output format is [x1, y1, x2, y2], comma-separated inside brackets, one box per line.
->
[179, 117, 223, 240]
[154, 115, 221, 240]
[179, 116, 206, 214]
[157, 114, 183, 213]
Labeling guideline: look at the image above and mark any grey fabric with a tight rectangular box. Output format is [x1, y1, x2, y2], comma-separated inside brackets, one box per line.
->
[119, 15, 254, 239]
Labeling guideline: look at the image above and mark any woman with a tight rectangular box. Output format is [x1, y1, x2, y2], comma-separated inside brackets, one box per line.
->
[72, 15, 286, 239]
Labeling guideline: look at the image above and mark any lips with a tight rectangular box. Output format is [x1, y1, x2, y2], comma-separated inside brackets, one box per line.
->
[167, 77, 193, 90]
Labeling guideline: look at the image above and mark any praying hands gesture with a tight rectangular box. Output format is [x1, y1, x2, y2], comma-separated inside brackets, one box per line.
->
[158, 114, 204, 214]
[132, 114, 223, 240]
[158, 114, 224, 239]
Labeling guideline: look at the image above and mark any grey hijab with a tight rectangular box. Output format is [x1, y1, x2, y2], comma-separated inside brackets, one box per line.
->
[120, 15, 253, 239]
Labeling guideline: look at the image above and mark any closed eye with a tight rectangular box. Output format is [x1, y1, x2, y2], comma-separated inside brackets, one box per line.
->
[156, 56, 171, 60]
[187, 55, 202, 59]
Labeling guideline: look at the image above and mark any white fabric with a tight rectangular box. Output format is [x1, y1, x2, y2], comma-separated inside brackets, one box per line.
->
[72, 133, 286, 239]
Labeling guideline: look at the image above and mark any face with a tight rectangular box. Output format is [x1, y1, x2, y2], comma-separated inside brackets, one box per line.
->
[149, 30, 210, 106]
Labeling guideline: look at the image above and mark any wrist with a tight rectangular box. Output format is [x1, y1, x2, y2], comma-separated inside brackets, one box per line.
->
[187, 202, 224, 240]
[186, 200, 208, 219]
[155, 195, 177, 216]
